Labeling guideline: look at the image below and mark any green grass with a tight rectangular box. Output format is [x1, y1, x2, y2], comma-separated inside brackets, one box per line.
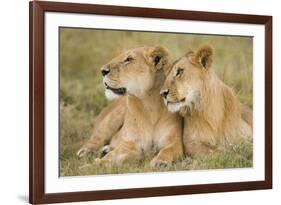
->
[59, 28, 253, 177]
[60, 142, 252, 176]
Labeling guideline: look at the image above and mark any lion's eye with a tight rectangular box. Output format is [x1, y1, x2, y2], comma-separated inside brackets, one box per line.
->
[176, 68, 184, 77]
[124, 56, 134, 64]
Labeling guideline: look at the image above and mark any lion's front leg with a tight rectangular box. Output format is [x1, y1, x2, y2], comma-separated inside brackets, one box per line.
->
[77, 97, 126, 157]
[151, 114, 184, 169]
[150, 141, 183, 169]
[183, 124, 217, 158]
[95, 141, 140, 167]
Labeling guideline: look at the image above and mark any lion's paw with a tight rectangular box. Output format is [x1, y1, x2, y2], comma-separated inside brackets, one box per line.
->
[77, 143, 101, 158]
[150, 158, 171, 170]
[76, 147, 91, 158]
[99, 145, 111, 158]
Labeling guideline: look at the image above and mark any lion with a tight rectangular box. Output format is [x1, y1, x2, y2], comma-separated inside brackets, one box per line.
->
[77, 96, 126, 157]
[160, 45, 252, 157]
[87, 46, 184, 168]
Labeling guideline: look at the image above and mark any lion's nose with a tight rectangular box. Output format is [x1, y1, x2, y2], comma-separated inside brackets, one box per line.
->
[101, 66, 110, 76]
[160, 89, 169, 98]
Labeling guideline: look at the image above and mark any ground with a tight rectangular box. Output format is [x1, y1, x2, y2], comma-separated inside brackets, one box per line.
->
[59, 28, 253, 176]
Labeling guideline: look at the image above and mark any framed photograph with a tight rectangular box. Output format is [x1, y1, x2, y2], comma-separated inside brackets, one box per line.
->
[29, 1, 272, 204]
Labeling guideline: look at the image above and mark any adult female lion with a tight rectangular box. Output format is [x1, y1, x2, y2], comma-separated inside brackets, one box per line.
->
[82, 46, 184, 168]
[160, 45, 252, 157]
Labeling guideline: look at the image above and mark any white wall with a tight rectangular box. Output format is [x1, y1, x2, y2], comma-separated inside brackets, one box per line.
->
[0, 0, 279, 204]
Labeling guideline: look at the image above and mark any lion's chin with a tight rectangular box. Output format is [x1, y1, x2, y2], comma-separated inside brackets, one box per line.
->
[105, 89, 120, 101]
[167, 101, 185, 113]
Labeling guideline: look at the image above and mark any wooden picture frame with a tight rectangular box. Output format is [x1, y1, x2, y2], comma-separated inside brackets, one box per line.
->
[29, 1, 272, 204]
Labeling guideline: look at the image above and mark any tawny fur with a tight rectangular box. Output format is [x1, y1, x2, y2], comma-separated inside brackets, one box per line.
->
[161, 45, 252, 157]
[85, 46, 184, 168]
[77, 96, 126, 157]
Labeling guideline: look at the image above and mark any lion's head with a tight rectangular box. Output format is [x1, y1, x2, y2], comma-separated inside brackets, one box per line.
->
[160, 45, 214, 114]
[101, 46, 169, 100]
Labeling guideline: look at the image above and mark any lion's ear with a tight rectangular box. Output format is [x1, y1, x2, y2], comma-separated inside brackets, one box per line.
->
[145, 46, 169, 70]
[193, 45, 213, 69]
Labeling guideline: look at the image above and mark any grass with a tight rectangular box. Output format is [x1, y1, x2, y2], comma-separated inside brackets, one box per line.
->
[59, 28, 253, 176]
[60, 141, 252, 176]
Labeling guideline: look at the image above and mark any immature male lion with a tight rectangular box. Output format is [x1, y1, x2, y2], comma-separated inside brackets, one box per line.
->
[160, 45, 252, 157]
[92, 46, 184, 168]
